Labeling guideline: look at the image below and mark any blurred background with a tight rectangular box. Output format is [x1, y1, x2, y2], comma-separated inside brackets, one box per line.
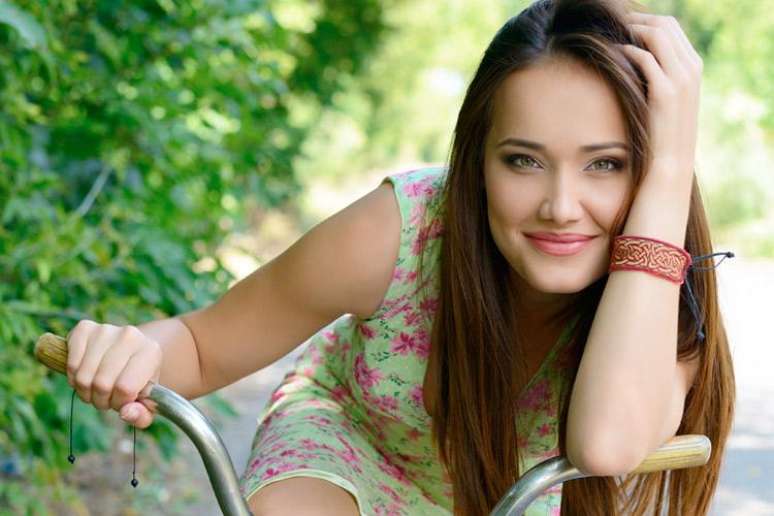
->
[1, 0, 772, 514]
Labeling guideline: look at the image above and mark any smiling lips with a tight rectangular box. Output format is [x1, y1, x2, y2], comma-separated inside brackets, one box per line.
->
[523, 232, 596, 256]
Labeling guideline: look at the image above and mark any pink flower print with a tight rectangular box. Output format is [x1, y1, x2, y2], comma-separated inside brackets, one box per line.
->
[322, 330, 339, 344]
[378, 483, 402, 504]
[406, 427, 423, 441]
[269, 389, 285, 403]
[386, 503, 404, 516]
[413, 329, 430, 359]
[517, 433, 529, 449]
[403, 181, 427, 198]
[409, 203, 427, 225]
[409, 384, 424, 406]
[537, 422, 552, 437]
[419, 296, 439, 315]
[390, 332, 414, 355]
[330, 385, 351, 403]
[378, 458, 411, 486]
[374, 394, 399, 413]
[521, 378, 551, 411]
[304, 413, 332, 425]
[550, 505, 562, 516]
[262, 462, 304, 481]
[383, 298, 411, 319]
[308, 346, 323, 365]
[392, 267, 406, 282]
[412, 219, 445, 256]
[358, 323, 376, 340]
[354, 353, 383, 389]
[390, 332, 417, 356]
[403, 309, 423, 327]
[334, 434, 362, 471]
[300, 438, 320, 451]
[405, 270, 418, 283]
[428, 218, 444, 238]
[411, 230, 429, 256]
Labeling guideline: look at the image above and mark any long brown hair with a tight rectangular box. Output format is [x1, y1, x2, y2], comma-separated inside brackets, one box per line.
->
[419, 0, 735, 514]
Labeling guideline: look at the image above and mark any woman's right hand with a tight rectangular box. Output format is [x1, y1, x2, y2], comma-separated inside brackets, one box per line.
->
[66, 320, 163, 429]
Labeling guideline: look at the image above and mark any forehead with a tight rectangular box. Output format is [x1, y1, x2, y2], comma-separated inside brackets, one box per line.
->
[490, 57, 627, 148]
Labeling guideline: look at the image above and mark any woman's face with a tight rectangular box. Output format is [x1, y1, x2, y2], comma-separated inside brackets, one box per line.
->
[483, 56, 633, 307]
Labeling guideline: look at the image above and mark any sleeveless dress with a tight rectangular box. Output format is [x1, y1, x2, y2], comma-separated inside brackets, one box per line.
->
[238, 166, 577, 515]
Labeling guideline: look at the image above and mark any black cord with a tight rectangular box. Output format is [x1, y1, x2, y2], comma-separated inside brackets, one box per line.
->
[67, 388, 140, 488]
[68, 389, 76, 464]
[683, 251, 735, 342]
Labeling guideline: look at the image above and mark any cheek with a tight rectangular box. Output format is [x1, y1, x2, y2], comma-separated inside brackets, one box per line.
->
[586, 180, 632, 233]
[485, 171, 540, 226]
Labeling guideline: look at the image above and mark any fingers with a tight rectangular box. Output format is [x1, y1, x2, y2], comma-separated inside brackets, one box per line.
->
[108, 345, 162, 412]
[627, 12, 702, 69]
[618, 44, 668, 99]
[66, 319, 95, 387]
[72, 324, 126, 406]
[620, 11, 702, 101]
[628, 23, 682, 78]
[92, 343, 140, 411]
[119, 401, 155, 429]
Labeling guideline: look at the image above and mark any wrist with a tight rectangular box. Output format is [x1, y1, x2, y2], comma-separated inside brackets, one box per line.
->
[609, 235, 691, 285]
[623, 173, 693, 246]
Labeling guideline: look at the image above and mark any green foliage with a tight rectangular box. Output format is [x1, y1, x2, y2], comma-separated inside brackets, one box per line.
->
[0, 0, 391, 511]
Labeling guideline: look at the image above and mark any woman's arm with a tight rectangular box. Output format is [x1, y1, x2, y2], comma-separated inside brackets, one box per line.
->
[158, 181, 402, 398]
[566, 12, 704, 476]
[566, 172, 700, 476]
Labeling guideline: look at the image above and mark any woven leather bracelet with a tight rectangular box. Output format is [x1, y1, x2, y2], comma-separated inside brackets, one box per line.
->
[608, 235, 691, 285]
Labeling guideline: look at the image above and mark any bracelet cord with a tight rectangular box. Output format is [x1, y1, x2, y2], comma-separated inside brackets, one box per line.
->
[67, 390, 139, 488]
[609, 234, 733, 343]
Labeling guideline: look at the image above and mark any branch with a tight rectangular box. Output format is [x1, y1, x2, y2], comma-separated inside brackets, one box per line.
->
[74, 164, 112, 218]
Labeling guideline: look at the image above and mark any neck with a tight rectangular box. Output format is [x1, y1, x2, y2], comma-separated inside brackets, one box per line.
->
[509, 271, 577, 331]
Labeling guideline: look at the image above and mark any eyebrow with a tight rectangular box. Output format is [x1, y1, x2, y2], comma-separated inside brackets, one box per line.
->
[496, 137, 630, 153]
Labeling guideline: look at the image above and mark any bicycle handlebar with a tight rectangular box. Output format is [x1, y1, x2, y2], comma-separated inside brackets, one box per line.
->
[35, 333, 252, 516]
[490, 434, 711, 515]
[35, 332, 711, 516]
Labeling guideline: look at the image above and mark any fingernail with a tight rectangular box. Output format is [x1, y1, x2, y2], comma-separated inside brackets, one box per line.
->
[121, 407, 138, 420]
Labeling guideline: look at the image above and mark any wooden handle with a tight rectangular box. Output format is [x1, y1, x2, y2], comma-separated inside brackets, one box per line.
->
[35, 333, 69, 376]
[632, 434, 711, 473]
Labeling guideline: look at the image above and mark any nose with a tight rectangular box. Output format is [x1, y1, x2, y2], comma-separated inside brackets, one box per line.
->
[538, 170, 583, 225]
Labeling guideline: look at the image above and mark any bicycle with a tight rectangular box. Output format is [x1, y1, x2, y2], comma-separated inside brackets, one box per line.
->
[34, 332, 711, 516]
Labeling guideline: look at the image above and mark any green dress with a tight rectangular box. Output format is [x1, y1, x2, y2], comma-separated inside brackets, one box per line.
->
[239, 166, 575, 515]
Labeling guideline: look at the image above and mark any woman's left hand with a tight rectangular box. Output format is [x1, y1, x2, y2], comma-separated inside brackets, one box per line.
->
[619, 11, 703, 189]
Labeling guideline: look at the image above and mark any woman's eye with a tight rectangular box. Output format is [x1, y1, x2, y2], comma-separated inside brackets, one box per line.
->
[588, 158, 624, 172]
[506, 154, 541, 169]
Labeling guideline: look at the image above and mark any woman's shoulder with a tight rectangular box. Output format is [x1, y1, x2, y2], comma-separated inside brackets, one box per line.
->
[379, 164, 447, 232]
[381, 164, 447, 202]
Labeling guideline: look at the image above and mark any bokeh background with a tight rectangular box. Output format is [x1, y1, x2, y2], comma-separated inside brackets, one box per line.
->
[1, 0, 772, 514]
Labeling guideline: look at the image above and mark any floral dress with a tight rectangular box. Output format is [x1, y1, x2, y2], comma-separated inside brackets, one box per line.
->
[239, 166, 576, 515]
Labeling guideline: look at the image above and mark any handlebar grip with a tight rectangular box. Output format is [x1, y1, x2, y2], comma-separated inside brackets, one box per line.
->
[630, 434, 711, 473]
[34, 333, 69, 375]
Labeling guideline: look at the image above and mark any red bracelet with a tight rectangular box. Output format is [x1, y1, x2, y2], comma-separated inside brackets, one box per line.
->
[608, 235, 691, 284]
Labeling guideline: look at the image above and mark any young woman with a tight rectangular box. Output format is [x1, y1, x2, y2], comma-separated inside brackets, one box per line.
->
[64, 0, 735, 514]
